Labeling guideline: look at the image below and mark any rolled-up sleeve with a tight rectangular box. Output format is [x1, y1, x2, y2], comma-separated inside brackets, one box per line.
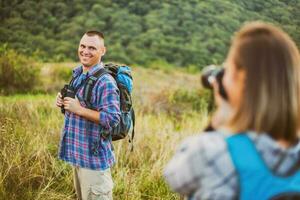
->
[96, 75, 121, 132]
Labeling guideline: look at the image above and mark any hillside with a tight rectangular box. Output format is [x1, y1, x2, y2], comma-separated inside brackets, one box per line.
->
[1, 0, 299, 67]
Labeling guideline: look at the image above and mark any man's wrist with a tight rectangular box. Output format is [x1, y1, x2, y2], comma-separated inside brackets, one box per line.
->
[76, 106, 85, 116]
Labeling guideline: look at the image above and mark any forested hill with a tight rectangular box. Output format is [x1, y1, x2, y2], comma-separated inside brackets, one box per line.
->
[1, 0, 299, 68]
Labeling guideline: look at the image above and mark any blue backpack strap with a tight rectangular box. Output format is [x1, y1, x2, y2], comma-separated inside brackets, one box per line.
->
[226, 134, 270, 200]
[227, 134, 300, 200]
[226, 134, 269, 173]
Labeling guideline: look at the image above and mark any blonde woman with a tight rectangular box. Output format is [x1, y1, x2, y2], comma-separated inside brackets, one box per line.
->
[164, 22, 300, 200]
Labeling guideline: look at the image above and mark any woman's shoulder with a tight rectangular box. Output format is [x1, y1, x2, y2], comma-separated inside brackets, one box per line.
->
[164, 131, 238, 198]
[248, 132, 300, 176]
[176, 132, 238, 199]
[175, 131, 235, 176]
[179, 131, 228, 154]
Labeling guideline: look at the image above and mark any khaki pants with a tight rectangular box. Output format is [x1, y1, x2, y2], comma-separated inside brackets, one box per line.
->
[73, 167, 113, 200]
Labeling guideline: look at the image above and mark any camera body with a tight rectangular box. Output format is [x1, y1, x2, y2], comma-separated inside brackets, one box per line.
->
[60, 84, 76, 114]
[201, 65, 228, 100]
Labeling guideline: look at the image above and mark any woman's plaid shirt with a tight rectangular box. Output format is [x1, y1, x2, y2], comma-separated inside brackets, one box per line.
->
[59, 63, 121, 170]
[164, 132, 300, 200]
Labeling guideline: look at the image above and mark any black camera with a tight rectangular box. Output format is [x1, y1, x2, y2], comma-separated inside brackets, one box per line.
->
[60, 84, 76, 114]
[201, 65, 228, 100]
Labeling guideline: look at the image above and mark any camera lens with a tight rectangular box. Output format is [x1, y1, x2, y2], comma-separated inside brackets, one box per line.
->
[201, 65, 221, 89]
[201, 65, 228, 100]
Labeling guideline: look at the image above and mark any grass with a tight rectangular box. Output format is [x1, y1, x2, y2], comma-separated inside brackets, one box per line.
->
[0, 63, 211, 200]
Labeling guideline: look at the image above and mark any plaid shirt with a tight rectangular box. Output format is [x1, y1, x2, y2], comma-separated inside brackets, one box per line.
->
[59, 63, 120, 170]
[164, 131, 300, 200]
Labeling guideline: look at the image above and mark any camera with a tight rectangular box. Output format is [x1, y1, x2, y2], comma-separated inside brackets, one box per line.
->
[60, 84, 76, 114]
[201, 65, 228, 100]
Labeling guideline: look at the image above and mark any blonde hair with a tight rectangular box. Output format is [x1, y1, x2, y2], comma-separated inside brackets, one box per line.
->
[229, 22, 300, 143]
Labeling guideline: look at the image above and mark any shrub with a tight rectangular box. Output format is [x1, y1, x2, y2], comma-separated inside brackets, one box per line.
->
[39, 63, 74, 93]
[50, 64, 73, 82]
[170, 88, 213, 113]
[147, 88, 213, 116]
[0, 45, 40, 95]
[147, 60, 174, 73]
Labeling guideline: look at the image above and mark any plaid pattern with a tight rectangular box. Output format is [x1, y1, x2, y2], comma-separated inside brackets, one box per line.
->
[59, 63, 121, 170]
[164, 131, 300, 200]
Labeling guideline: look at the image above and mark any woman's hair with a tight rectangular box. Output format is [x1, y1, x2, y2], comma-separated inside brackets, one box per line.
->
[228, 21, 300, 143]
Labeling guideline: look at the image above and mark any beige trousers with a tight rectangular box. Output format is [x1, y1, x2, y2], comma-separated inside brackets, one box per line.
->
[73, 167, 113, 200]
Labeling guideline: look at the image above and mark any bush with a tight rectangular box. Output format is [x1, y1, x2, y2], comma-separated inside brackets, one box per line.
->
[147, 88, 213, 116]
[50, 64, 73, 82]
[0, 45, 40, 95]
[170, 88, 213, 113]
[39, 63, 74, 93]
[147, 60, 174, 73]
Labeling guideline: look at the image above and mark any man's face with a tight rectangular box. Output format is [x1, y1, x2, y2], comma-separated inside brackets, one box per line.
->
[78, 34, 105, 68]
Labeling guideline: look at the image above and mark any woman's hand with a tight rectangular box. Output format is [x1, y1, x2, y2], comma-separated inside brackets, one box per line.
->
[211, 78, 233, 129]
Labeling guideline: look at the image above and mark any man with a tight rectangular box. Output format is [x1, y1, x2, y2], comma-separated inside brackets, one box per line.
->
[56, 31, 120, 200]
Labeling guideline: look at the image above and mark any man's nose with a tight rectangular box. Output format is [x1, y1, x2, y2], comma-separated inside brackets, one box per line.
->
[82, 48, 90, 54]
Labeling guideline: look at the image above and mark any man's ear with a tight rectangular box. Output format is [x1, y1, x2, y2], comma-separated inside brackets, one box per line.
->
[101, 47, 106, 56]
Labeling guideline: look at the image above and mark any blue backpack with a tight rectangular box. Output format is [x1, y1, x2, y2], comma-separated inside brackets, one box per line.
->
[226, 134, 300, 200]
[82, 63, 135, 149]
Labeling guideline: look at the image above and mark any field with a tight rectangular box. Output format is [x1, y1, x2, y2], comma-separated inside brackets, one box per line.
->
[0, 64, 211, 200]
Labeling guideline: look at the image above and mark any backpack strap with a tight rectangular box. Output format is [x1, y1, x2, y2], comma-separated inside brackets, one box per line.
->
[129, 108, 135, 152]
[68, 73, 79, 90]
[82, 67, 108, 109]
[226, 134, 270, 200]
[131, 108, 135, 141]
[226, 134, 269, 172]
[226, 134, 300, 200]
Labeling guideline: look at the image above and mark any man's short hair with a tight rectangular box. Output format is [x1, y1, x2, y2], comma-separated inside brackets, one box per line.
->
[85, 30, 104, 40]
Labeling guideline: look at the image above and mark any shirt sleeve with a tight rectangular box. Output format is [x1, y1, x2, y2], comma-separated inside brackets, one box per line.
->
[96, 75, 121, 132]
[163, 132, 238, 198]
[163, 135, 205, 195]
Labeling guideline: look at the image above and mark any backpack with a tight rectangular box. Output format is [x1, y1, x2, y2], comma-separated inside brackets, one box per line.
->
[226, 134, 300, 200]
[81, 63, 135, 149]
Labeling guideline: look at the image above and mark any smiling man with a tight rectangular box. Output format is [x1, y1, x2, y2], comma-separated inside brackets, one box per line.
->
[56, 31, 120, 200]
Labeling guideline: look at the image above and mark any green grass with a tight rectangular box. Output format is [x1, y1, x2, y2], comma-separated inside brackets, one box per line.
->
[0, 64, 211, 200]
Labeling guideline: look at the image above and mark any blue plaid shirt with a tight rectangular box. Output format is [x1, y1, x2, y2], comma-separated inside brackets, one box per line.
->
[59, 63, 121, 170]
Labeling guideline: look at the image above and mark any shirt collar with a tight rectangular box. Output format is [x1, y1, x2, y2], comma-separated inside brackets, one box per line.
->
[72, 62, 104, 78]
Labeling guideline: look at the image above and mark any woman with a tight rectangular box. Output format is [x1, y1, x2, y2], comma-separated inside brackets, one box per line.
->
[164, 22, 300, 200]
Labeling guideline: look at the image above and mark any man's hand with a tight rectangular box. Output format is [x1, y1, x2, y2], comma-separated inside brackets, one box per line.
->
[63, 97, 83, 115]
[62, 97, 100, 123]
[56, 92, 63, 108]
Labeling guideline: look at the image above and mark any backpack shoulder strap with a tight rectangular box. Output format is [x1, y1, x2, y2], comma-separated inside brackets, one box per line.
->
[83, 67, 108, 109]
[128, 108, 135, 152]
[226, 134, 270, 174]
[68, 73, 79, 89]
[228, 134, 300, 200]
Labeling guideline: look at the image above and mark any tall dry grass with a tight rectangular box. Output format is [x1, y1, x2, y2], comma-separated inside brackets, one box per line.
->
[0, 64, 211, 200]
